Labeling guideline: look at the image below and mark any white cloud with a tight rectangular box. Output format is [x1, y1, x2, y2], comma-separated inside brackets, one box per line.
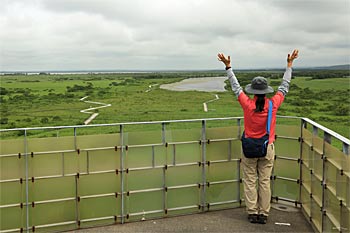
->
[0, 0, 349, 71]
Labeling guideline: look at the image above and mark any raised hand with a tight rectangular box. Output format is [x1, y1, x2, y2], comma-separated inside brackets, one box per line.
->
[287, 49, 299, 68]
[217, 53, 231, 68]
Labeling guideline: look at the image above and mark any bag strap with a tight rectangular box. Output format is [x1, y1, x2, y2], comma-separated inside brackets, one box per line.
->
[266, 100, 273, 134]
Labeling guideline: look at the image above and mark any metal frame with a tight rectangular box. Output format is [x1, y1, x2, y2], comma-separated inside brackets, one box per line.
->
[1, 116, 349, 233]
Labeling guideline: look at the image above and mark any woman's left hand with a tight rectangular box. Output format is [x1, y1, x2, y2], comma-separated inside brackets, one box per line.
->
[217, 53, 231, 68]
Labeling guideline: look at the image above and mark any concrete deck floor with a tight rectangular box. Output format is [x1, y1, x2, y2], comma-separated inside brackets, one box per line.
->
[70, 204, 314, 233]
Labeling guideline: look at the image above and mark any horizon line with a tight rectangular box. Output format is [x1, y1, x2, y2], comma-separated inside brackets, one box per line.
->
[1, 64, 349, 73]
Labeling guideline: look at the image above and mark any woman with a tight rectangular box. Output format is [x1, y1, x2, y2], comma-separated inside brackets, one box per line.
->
[217, 49, 299, 224]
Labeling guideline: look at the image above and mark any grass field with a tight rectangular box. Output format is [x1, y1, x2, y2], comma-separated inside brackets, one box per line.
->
[0, 71, 349, 140]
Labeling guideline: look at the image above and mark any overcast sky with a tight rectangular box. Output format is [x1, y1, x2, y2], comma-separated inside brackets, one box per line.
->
[1, 0, 349, 71]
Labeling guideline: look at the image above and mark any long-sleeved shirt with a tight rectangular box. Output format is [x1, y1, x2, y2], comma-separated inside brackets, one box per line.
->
[226, 67, 292, 143]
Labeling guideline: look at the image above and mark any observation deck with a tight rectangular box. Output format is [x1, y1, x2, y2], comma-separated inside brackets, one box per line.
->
[0, 116, 349, 233]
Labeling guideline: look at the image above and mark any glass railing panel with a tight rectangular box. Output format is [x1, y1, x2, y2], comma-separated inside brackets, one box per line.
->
[27, 136, 75, 153]
[29, 153, 62, 178]
[276, 125, 300, 138]
[0, 138, 25, 155]
[125, 191, 164, 221]
[125, 147, 153, 169]
[302, 127, 313, 147]
[0, 182, 25, 206]
[231, 140, 243, 160]
[273, 178, 299, 201]
[165, 128, 202, 143]
[167, 143, 201, 164]
[275, 138, 300, 159]
[76, 133, 120, 149]
[323, 213, 338, 233]
[301, 141, 312, 168]
[312, 150, 323, 182]
[206, 182, 239, 207]
[346, 175, 350, 207]
[79, 196, 118, 227]
[79, 173, 120, 196]
[0, 156, 25, 180]
[325, 189, 341, 229]
[206, 161, 238, 182]
[29, 200, 76, 231]
[341, 206, 349, 233]
[126, 169, 163, 191]
[123, 130, 162, 146]
[325, 160, 348, 202]
[311, 197, 322, 232]
[88, 149, 120, 172]
[166, 187, 200, 214]
[166, 165, 201, 187]
[312, 136, 323, 155]
[154, 146, 167, 167]
[301, 163, 311, 193]
[274, 158, 299, 180]
[206, 141, 231, 161]
[301, 185, 311, 216]
[63, 151, 87, 175]
[206, 126, 239, 140]
[325, 142, 349, 172]
[29, 176, 75, 202]
[311, 173, 323, 208]
[0, 206, 26, 231]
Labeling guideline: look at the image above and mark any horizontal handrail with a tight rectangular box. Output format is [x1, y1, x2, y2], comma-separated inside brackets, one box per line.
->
[302, 117, 350, 145]
[1, 115, 348, 148]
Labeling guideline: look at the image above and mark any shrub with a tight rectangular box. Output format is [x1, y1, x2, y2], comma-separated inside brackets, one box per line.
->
[0, 117, 8, 124]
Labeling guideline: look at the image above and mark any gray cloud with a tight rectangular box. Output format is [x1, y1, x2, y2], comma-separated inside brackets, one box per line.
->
[1, 0, 349, 71]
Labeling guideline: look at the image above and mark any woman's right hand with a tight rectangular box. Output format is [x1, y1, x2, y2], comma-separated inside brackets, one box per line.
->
[287, 49, 299, 68]
[217, 53, 231, 68]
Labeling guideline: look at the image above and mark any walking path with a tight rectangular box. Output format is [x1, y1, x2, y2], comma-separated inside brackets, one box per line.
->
[203, 94, 220, 112]
[79, 96, 111, 125]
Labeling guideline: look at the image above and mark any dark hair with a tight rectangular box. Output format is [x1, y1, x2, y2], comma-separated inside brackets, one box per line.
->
[254, 94, 265, 112]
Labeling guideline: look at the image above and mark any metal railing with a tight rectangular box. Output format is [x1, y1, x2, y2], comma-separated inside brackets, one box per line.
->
[0, 116, 349, 233]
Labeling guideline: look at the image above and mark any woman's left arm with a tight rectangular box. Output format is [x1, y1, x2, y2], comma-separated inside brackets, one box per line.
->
[217, 53, 243, 97]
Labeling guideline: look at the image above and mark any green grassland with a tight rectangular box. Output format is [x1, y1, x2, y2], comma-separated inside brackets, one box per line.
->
[0, 70, 349, 140]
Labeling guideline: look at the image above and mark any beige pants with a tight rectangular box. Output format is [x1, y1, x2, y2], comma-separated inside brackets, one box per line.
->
[242, 143, 275, 216]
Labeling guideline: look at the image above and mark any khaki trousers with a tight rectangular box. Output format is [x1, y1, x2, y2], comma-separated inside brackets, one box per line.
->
[242, 143, 275, 216]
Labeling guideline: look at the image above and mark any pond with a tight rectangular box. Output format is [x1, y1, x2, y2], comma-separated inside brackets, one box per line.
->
[160, 77, 227, 92]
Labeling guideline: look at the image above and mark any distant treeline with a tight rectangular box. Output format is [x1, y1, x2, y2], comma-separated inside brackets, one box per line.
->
[293, 70, 349, 79]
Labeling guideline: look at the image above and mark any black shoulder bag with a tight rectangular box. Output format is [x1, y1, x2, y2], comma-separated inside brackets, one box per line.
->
[241, 100, 273, 158]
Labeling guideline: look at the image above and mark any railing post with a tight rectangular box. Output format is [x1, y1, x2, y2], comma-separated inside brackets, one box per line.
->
[201, 120, 206, 211]
[161, 122, 166, 145]
[343, 143, 349, 156]
[341, 142, 349, 232]
[24, 129, 29, 233]
[161, 122, 166, 218]
[321, 131, 330, 232]
[298, 119, 306, 206]
[236, 118, 242, 205]
[74, 127, 77, 150]
[120, 124, 125, 224]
